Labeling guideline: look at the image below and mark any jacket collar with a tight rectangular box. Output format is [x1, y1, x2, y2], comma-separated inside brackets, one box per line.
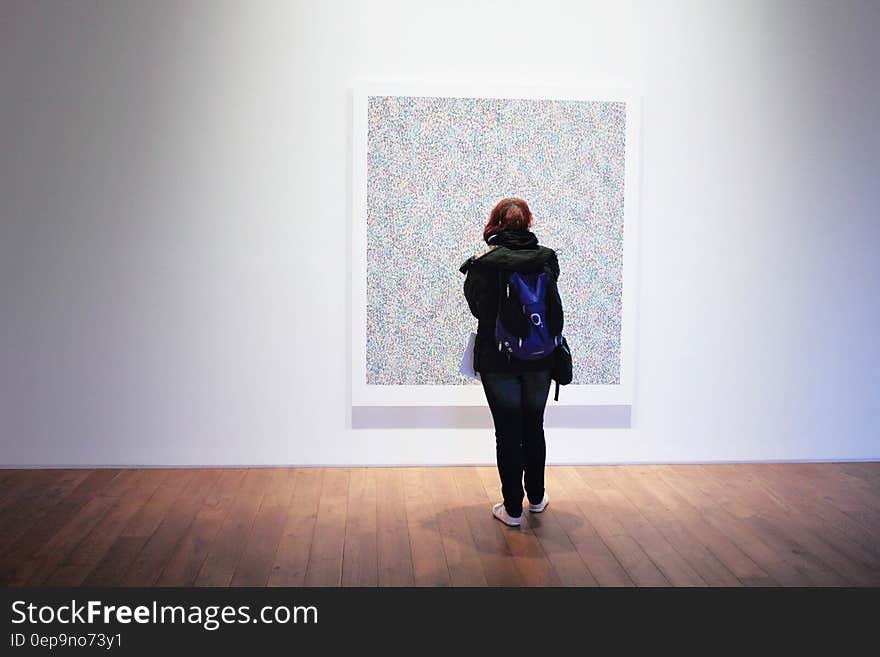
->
[486, 228, 539, 250]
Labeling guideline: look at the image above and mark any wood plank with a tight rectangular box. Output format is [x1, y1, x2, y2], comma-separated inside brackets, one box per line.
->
[341, 467, 379, 586]
[81, 469, 193, 586]
[0, 470, 61, 517]
[401, 467, 450, 587]
[424, 466, 487, 587]
[40, 563, 96, 587]
[793, 463, 880, 506]
[494, 465, 601, 586]
[303, 468, 350, 587]
[656, 465, 824, 586]
[740, 463, 880, 565]
[120, 470, 195, 539]
[835, 462, 880, 489]
[0, 469, 91, 555]
[582, 467, 708, 586]
[3, 469, 122, 567]
[231, 468, 298, 587]
[0, 469, 17, 485]
[603, 465, 741, 586]
[195, 469, 270, 587]
[154, 469, 247, 586]
[123, 469, 225, 586]
[557, 466, 668, 586]
[767, 463, 880, 535]
[543, 467, 633, 586]
[99, 469, 147, 498]
[24, 495, 118, 585]
[691, 465, 857, 586]
[375, 467, 414, 586]
[42, 470, 164, 586]
[518, 484, 600, 587]
[453, 466, 524, 587]
[707, 464, 879, 586]
[619, 465, 776, 586]
[822, 463, 880, 499]
[267, 468, 323, 587]
[4, 470, 128, 585]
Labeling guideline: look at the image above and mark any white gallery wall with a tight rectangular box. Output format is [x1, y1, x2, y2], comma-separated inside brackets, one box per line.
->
[1, 0, 878, 466]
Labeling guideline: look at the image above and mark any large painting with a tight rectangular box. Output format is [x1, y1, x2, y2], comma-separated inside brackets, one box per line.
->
[351, 81, 640, 406]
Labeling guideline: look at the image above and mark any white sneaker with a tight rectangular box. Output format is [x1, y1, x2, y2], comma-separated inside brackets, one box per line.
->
[492, 503, 522, 526]
[528, 492, 549, 513]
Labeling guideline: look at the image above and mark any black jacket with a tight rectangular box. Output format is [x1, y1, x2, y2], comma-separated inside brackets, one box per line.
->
[459, 229, 563, 373]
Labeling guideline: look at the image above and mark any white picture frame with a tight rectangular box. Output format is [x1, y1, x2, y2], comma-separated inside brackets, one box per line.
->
[351, 79, 641, 407]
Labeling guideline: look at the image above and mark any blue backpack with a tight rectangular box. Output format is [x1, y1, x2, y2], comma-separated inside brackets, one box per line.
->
[494, 269, 562, 361]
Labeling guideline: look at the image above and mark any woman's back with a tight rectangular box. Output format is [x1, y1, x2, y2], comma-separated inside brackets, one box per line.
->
[460, 227, 561, 374]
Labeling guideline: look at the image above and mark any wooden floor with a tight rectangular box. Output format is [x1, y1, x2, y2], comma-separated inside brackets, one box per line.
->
[1, 463, 878, 587]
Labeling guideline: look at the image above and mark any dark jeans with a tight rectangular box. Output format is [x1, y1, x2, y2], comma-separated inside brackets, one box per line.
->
[479, 368, 552, 517]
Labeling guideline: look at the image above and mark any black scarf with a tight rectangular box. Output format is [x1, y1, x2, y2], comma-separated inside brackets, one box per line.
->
[485, 228, 539, 250]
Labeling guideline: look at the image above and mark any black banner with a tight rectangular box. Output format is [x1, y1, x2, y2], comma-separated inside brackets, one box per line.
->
[1, 587, 876, 653]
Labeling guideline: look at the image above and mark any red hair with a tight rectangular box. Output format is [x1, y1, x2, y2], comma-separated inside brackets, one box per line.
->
[483, 198, 533, 242]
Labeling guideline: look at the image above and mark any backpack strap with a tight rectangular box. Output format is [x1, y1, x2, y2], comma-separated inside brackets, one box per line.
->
[496, 269, 503, 353]
[554, 380, 560, 402]
[496, 268, 512, 364]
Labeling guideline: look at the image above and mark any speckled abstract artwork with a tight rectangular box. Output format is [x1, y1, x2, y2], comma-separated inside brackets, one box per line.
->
[366, 95, 626, 385]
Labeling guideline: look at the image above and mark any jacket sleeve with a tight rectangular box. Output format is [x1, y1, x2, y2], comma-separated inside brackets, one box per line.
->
[463, 266, 483, 319]
[544, 251, 564, 335]
[546, 251, 560, 281]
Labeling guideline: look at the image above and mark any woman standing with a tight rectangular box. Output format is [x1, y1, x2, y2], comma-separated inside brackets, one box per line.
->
[459, 198, 563, 527]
